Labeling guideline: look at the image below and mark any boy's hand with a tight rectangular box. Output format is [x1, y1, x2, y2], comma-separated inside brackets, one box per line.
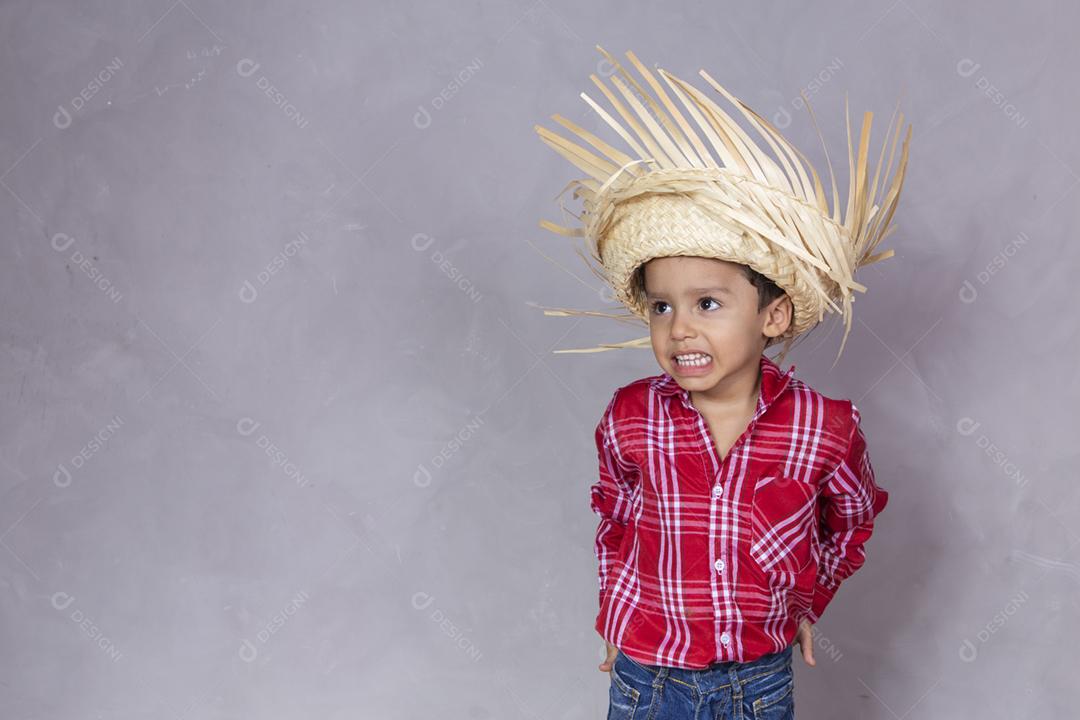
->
[599, 638, 618, 672]
[795, 618, 816, 667]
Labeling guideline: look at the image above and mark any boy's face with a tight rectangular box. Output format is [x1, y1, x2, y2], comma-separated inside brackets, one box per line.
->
[642, 256, 792, 394]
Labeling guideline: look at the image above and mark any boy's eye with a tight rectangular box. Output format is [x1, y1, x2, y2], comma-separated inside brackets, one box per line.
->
[650, 298, 721, 314]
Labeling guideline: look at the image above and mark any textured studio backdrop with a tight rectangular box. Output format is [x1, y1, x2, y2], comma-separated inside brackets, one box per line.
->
[0, 1, 1076, 718]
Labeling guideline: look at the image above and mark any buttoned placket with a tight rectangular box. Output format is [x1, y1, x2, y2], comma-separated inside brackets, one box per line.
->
[675, 376, 790, 662]
[647, 360, 795, 662]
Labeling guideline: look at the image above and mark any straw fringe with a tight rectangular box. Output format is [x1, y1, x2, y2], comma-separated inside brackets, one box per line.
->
[534, 46, 912, 367]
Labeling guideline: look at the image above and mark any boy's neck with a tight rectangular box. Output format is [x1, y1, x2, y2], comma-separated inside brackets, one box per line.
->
[687, 356, 763, 416]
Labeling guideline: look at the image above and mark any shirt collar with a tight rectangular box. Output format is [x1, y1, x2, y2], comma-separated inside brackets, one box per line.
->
[649, 354, 796, 409]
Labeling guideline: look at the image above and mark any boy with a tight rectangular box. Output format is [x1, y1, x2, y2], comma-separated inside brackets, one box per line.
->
[534, 47, 909, 718]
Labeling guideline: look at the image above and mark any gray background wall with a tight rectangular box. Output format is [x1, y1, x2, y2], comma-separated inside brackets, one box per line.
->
[1, 0, 1075, 717]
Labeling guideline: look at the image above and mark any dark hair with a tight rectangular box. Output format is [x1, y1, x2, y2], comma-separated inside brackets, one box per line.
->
[740, 266, 789, 348]
[738, 265, 787, 314]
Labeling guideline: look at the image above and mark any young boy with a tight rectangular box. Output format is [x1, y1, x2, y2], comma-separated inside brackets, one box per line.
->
[534, 47, 909, 718]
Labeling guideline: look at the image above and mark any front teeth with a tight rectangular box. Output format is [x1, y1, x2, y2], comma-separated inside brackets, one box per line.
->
[675, 352, 711, 366]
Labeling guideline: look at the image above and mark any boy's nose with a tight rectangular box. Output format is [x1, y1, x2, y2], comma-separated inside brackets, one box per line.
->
[670, 310, 696, 340]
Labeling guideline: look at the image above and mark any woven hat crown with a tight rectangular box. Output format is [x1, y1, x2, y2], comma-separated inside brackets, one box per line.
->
[534, 46, 912, 366]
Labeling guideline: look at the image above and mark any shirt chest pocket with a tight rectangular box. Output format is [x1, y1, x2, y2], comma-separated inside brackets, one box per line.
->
[748, 475, 820, 575]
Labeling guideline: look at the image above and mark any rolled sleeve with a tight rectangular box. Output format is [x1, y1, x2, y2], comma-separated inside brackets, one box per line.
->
[590, 391, 638, 607]
[807, 402, 889, 624]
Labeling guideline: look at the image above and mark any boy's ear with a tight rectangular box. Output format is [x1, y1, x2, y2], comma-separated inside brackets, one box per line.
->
[762, 294, 793, 339]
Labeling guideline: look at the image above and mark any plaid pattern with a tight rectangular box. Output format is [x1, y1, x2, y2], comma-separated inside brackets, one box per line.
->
[591, 354, 888, 668]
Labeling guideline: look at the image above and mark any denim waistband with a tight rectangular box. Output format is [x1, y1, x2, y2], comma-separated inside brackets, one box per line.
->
[618, 643, 793, 694]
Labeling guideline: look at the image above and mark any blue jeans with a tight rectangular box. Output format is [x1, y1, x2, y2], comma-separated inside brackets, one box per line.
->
[607, 644, 795, 719]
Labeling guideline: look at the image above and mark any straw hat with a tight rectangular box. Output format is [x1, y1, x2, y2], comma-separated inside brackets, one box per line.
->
[533, 46, 912, 366]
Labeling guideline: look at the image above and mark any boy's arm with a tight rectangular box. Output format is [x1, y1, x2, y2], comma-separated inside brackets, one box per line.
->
[589, 392, 637, 608]
[807, 402, 889, 624]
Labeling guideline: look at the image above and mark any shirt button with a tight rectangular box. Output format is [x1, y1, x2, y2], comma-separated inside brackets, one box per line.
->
[714, 559, 725, 573]
[720, 632, 731, 646]
[712, 485, 722, 497]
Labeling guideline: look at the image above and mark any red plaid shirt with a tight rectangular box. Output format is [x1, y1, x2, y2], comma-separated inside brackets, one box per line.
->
[591, 354, 888, 668]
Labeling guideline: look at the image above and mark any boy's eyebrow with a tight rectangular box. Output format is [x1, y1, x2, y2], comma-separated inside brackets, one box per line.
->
[646, 285, 734, 299]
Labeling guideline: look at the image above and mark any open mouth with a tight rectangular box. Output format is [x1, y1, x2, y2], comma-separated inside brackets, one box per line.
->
[673, 352, 713, 368]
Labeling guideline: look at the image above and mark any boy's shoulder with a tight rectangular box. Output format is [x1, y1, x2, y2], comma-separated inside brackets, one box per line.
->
[599, 372, 670, 420]
[783, 375, 860, 432]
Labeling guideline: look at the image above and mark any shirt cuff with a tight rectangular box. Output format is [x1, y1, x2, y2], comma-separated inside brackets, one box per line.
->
[807, 580, 838, 624]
